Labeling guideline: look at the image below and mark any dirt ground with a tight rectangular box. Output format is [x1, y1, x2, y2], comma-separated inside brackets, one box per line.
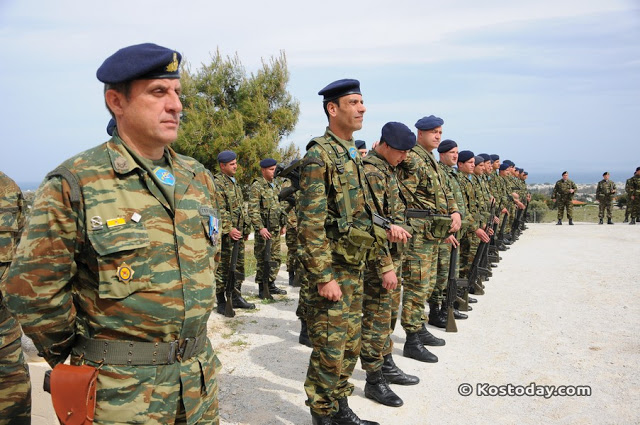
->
[208, 222, 640, 425]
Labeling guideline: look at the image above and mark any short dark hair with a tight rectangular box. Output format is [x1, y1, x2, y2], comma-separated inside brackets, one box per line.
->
[104, 82, 133, 119]
[322, 98, 341, 121]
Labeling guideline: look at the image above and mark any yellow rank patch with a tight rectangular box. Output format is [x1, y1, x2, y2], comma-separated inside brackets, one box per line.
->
[117, 263, 134, 283]
[106, 217, 126, 228]
[166, 53, 179, 72]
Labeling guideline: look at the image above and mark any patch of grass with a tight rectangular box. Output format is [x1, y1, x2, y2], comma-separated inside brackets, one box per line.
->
[537, 205, 629, 223]
[231, 339, 248, 347]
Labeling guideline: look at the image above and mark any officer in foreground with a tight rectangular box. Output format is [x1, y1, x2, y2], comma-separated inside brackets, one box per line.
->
[3, 43, 222, 424]
[596, 172, 616, 225]
[626, 167, 640, 225]
[0, 171, 31, 424]
[552, 171, 577, 225]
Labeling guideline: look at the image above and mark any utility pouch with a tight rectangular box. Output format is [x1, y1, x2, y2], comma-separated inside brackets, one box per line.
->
[429, 215, 452, 239]
[392, 223, 413, 254]
[45, 364, 99, 425]
[369, 224, 388, 260]
[334, 226, 375, 265]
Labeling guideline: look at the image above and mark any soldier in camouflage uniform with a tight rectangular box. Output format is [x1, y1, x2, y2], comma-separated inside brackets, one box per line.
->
[552, 171, 577, 225]
[3, 44, 222, 424]
[360, 122, 419, 408]
[596, 172, 616, 225]
[281, 178, 300, 287]
[248, 158, 287, 298]
[626, 167, 640, 225]
[299, 79, 396, 425]
[397, 115, 461, 363]
[0, 171, 31, 425]
[213, 150, 255, 313]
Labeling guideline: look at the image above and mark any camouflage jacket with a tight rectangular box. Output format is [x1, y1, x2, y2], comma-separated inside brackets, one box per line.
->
[553, 179, 577, 199]
[438, 162, 466, 220]
[625, 175, 640, 196]
[457, 172, 482, 230]
[596, 179, 616, 200]
[213, 172, 250, 235]
[248, 176, 285, 232]
[3, 135, 221, 423]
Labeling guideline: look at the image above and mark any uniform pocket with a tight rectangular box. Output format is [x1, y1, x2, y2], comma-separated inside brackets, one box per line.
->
[88, 223, 151, 300]
[93, 364, 155, 423]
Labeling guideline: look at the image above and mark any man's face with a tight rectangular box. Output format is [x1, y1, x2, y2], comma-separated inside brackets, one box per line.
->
[473, 162, 484, 175]
[417, 127, 442, 152]
[603, 174, 609, 181]
[358, 148, 367, 158]
[328, 94, 366, 134]
[458, 158, 475, 174]
[261, 165, 276, 181]
[562, 173, 568, 181]
[220, 159, 237, 177]
[493, 160, 500, 170]
[379, 143, 408, 167]
[111, 78, 183, 149]
[439, 147, 458, 166]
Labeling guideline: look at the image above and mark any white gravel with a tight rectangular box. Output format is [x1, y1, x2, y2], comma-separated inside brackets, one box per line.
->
[208, 222, 640, 425]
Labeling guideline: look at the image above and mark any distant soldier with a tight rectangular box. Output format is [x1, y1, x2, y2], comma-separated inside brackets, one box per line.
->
[596, 171, 616, 225]
[355, 139, 367, 158]
[626, 167, 640, 225]
[552, 171, 577, 225]
[0, 171, 31, 424]
[248, 158, 287, 298]
[213, 150, 255, 313]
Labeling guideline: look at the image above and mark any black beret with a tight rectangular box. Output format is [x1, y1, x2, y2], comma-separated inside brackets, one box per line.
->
[217, 150, 237, 163]
[97, 43, 181, 84]
[458, 150, 475, 163]
[490, 154, 499, 161]
[474, 155, 486, 164]
[499, 163, 509, 171]
[355, 140, 367, 150]
[318, 79, 361, 102]
[260, 158, 277, 168]
[415, 115, 444, 130]
[437, 139, 457, 153]
[380, 122, 416, 151]
[603, 171, 609, 176]
[636, 167, 640, 172]
[106, 118, 116, 136]
[562, 171, 568, 176]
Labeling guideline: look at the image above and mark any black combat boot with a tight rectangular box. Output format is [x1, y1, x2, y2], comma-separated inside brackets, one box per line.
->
[557, 220, 562, 225]
[232, 287, 255, 309]
[599, 218, 603, 225]
[468, 296, 477, 303]
[453, 308, 468, 320]
[569, 219, 574, 225]
[607, 218, 613, 225]
[299, 320, 312, 347]
[215, 292, 226, 315]
[403, 332, 438, 363]
[311, 410, 333, 425]
[364, 369, 403, 407]
[623, 216, 629, 223]
[418, 323, 445, 346]
[288, 270, 295, 286]
[268, 281, 287, 295]
[631, 218, 636, 225]
[333, 397, 380, 425]
[381, 354, 419, 385]
[427, 303, 446, 328]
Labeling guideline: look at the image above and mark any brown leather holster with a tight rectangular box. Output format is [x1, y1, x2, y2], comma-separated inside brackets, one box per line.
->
[47, 364, 99, 425]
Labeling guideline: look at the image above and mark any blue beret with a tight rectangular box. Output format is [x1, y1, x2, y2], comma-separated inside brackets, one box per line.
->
[474, 155, 486, 164]
[97, 43, 181, 84]
[260, 158, 277, 168]
[415, 115, 444, 131]
[499, 163, 509, 171]
[458, 150, 475, 163]
[318, 79, 361, 102]
[489, 154, 499, 161]
[437, 139, 457, 153]
[503, 160, 515, 167]
[523, 171, 528, 176]
[106, 118, 116, 136]
[479, 153, 491, 161]
[380, 122, 416, 151]
[355, 140, 367, 150]
[217, 150, 237, 163]
[515, 167, 522, 173]
[636, 167, 640, 172]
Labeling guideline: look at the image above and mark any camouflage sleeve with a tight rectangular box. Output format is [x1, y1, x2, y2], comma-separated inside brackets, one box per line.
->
[213, 175, 232, 235]
[444, 176, 459, 215]
[247, 181, 265, 231]
[363, 166, 394, 274]
[3, 177, 80, 367]
[297, 147, 333, 285]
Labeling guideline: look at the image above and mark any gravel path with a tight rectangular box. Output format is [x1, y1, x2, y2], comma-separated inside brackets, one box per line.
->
[208, 222, 640, 425]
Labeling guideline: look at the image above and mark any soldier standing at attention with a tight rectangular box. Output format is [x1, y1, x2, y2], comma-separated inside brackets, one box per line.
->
[0, 171, 31, 424]
[355, 139, 368, 158]
[596, 171, 616, 225]
[298, 78, 395, 425]
[213, 150, 255, 313]
[626, 167, 640, 225]
[552, 171, 577, 225]
[3, 43, 222, 424]
[360, 122, 418, 408]
[249, 158, 287, 298]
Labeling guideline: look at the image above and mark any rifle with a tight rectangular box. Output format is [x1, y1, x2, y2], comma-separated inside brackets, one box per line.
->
[225, 239, 244, 317]
[496, 211, 509, 247]
[510, 207, 524, 241]
[372, 212, 392, 230]
[520, 200, 530, 229]
[405, 208, 451, 219]
[276, 159, 302, 204]
[445, 244, 468, 333]
[261, 238, 276, 300]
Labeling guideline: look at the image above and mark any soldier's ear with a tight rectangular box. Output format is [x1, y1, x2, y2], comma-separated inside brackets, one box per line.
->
[105, 89, 126, 117]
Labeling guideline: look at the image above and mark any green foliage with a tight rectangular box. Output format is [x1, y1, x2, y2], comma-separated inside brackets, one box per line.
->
[617, 194, 628, 208]
[527, 199, 550, 222]
[174, 50, 300, 188]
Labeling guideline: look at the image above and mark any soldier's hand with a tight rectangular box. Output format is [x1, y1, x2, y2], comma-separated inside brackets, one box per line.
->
[280, 226, 286, 235]
[475, 228, 490, 243]
[259, 228, 272, 240]
[487, 227, 495, 236]
[449, 212, 462, 233]
[381, 270, 398, 290]
[444, 234, 459, 248]
[501, 207, 508, 214]
[229, 228, 242, 240]
[493, 216, 500, 224]
[318, 280, 342, 301]
[386, 224, 411, 243]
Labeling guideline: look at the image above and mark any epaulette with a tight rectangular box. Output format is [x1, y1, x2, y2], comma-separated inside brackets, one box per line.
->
[45, 166, 82, 205]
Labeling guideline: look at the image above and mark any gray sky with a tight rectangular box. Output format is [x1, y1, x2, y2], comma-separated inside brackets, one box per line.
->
[1, 0, 638, 185]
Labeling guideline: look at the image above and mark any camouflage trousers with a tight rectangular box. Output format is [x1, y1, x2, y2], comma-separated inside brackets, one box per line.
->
[304, 259, 363, 416]
[285, 225, 299, 273]
[459, 231, 480, 279]
[557, 198, 573, 220]
[0, 310, 31, 425]
[429, 242, 454, 305]
[598, 198, 613, 219]
[215, 234, 246, 294]
[401, 231, 438, 334]
[296, 266, 310, 320]
[630, 195, 640, 219]
[360, 257, 402, 372]
[254, 230, 282, 286]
